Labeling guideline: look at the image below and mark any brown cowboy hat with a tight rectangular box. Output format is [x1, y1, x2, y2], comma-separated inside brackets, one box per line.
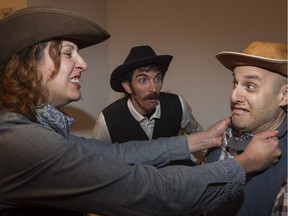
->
[110, 45, 173, 92]
[216, 41, 287, 77]
[0, 5, 110, 65]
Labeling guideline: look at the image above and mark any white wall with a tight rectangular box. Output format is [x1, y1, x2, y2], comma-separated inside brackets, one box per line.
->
[107, 0, 287, 131]
[1, 0, 287, 137]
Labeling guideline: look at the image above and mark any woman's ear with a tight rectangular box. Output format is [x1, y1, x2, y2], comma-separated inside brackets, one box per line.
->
[122, 81, 132, 94]
[279, 84, 288, 107]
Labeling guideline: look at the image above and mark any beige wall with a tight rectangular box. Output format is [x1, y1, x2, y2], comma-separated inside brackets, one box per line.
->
[1, 0, 287, 137]
[107, 0, 287, 131]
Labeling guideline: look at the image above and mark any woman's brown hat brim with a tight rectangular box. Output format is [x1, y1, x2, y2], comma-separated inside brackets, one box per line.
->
[0, 5, 110, 65]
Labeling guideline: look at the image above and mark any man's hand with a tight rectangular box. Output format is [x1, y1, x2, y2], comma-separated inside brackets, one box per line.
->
[235, 130, 281, 174]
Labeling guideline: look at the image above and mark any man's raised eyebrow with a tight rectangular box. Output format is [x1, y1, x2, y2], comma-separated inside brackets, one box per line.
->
[233, 72, 262, 82]
[135, 72, 149, 78]
[243, 74, 262, 82]
[134, 71, 163, 79]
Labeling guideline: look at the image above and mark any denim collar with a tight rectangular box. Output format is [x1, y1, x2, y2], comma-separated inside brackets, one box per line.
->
[36, 104, 74, 137]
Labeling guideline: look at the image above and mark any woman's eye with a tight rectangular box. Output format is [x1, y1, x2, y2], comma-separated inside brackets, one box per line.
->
[64, 53, 73, 58]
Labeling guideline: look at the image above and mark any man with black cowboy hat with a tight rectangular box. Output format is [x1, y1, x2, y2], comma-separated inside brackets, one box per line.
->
[0, 5, 283, 216]
[205, 41, 287, 216]
[93, 45, 204, 164]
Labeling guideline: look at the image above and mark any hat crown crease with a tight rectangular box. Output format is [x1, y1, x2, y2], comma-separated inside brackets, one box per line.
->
[243, 42, 287, 60]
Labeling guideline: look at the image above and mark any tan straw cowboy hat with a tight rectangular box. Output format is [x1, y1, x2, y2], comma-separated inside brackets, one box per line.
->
[216, 41, 287, 76]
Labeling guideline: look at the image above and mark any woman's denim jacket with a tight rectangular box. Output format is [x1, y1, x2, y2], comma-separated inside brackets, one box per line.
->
[0, 105, 245, 216]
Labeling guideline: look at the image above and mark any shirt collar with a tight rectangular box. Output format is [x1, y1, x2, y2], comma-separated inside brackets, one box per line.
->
[127, 98, 161, 122]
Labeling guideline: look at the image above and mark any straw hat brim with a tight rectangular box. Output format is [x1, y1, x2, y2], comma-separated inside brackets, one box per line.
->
[216, 51, 287, 76]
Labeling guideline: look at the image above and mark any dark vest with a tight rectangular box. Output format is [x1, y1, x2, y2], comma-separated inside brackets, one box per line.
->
[103, 92, 182, 143]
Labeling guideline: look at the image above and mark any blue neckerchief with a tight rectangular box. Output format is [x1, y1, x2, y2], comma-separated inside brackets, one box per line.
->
[225, 128, 253, 154]
[225, 116, 287, 155]
[36, 104, 74, 137]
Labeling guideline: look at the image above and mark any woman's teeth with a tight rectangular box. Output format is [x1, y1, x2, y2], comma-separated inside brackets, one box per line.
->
[70, 78, 79, 83]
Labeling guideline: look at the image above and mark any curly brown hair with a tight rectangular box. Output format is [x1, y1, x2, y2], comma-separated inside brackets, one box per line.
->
[0, 40, 62, 121]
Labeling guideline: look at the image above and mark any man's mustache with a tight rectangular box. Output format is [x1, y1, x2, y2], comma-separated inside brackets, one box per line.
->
[144, 92, 160, 100]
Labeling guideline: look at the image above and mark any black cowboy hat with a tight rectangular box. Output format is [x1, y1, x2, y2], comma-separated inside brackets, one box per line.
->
[0, 5, 110, 66]
[110, 45, 173, 92]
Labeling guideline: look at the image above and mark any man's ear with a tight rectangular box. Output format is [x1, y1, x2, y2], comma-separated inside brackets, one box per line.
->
[279, 84, 288, 107]
[122, 81, 132, 94]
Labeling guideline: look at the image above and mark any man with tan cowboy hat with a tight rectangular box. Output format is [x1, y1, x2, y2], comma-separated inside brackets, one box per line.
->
[0, 5, 283, 216]
[205, 41, 287, 216]
[93, 45, 204, 165]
